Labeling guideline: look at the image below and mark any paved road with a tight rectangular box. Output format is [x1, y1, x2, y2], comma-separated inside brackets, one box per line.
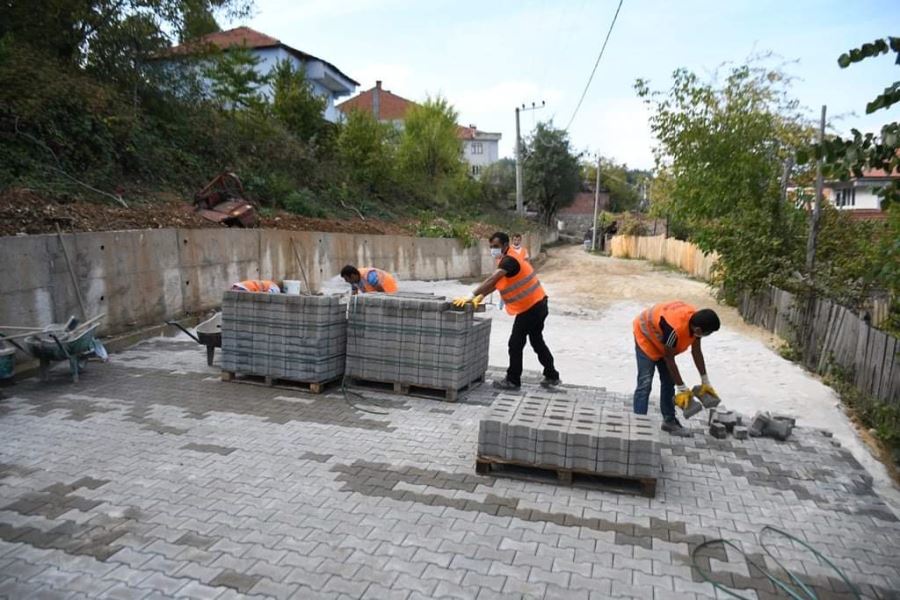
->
[0, 336, 898, 598]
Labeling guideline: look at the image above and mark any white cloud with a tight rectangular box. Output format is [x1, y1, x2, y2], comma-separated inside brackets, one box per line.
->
[570, 97, 654, 169]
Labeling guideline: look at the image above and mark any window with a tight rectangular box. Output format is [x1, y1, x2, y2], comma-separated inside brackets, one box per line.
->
[835, 187, 856, 208]
[471, 142, 483, 155]
[471, 165, 481, 176]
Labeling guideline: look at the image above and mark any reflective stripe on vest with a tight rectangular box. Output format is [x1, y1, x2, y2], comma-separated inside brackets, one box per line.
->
[496, 257, 546, 316]
[633, 301, 696, 360]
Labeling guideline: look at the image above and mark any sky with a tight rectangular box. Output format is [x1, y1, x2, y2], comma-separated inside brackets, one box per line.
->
[231, 0, 899, 170]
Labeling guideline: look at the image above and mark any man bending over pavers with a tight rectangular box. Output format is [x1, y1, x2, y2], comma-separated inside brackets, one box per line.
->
[340, 265, 398, 295]
[453, 231, 561, 390]
[230, 279, 280, 293]
[633, 300, 721, 435]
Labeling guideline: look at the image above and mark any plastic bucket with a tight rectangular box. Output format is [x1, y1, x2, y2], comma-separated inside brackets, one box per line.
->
[283, 280, 302, 295]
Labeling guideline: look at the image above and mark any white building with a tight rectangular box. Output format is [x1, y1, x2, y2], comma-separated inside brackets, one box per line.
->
[165, 27, 358, 122]
[824, 168, 896, 219]
[458, 126, 502, 178]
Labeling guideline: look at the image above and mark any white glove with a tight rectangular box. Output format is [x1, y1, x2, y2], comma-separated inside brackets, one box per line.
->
[676, 384, 690, 394]
[701, 374, 711, 385]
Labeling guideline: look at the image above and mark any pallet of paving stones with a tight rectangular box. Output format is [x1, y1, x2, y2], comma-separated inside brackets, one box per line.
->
[348, 373, 485, 403]
[477, 392, 661, 497]
[219, 371, 341, 394]
[345, 293, 492, 397]
[220, 291, 347, 387]
[474, 454, 657, 497]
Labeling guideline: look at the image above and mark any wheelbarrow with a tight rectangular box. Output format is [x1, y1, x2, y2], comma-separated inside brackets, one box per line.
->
[166, 313, 222, 366]
[24, 321, 103, 383]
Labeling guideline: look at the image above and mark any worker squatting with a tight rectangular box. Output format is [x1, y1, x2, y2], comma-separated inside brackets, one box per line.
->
[231, 231, 721, 437]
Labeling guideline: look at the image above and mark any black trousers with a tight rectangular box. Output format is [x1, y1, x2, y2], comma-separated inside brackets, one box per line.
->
[507, 297, 559, 386]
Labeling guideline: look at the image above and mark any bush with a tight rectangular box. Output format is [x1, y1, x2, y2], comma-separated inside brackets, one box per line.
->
[283, 188, 326, 218]
[416, 217, 477, 248]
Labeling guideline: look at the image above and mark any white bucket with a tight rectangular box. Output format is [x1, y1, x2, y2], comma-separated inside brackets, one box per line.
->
[283, 280, 302, 295]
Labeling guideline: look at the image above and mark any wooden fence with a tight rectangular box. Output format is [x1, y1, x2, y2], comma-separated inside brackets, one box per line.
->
[739, 287, 899, 407]
[609, 234, 719, 281]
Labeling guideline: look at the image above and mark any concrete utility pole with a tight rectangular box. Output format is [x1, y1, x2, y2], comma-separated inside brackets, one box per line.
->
[806, 105, 826, 275]
[591, 156, 601, 252]
[514, 101, 546, 216]
[515, 107, 524, 216]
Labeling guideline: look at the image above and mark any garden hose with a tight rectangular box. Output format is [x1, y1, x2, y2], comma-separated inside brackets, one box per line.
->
[691, 526, 864, 600]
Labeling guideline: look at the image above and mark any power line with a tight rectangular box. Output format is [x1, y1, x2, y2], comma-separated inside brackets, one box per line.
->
[565, 0, 624, 131]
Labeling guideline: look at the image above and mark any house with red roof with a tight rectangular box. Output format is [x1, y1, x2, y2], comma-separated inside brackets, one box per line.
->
[824, 166, 898, 220]
[336, 81, 501, 178]
[165, 26, 358, 122]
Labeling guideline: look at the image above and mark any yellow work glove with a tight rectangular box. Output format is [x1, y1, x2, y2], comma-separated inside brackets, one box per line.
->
[674, 385, 694, 410]
[698, 375, 717, 398]
[472, 294, 484, 308]
[452, 293, 479, 308]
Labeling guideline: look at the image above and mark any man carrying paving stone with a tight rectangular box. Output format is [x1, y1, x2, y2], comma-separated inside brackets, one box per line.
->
[340, 265, 398, 295]
[453, 232, 560, 391]
[632, 300, 721, 435]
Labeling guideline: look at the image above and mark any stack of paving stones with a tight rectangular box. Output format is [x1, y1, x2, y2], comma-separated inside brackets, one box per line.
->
[346, 293, 491, 392]
[220, 291, 346, 383]
[479, 391, 661, 478]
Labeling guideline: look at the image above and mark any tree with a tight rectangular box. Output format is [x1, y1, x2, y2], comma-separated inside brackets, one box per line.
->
[524, 122, 581, 227]
[270, 59, 327, 142]
[581, 158, 644, 212]
[481, 158, 517, 209]
[203, 46, 269, 112]
[337, 109, 397, 194]
[636, 62, 814, 292]
[180, 0, 221, 42]
[397, 96, 465, 185]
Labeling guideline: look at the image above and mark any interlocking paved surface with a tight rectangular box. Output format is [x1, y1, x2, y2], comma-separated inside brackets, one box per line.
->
[0, 336, 898, 599]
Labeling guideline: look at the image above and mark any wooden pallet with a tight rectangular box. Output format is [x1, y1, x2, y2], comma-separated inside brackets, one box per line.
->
[348, 374, 485, 403]
[220, 371, 339, 394]
[475, 455, 657, 498]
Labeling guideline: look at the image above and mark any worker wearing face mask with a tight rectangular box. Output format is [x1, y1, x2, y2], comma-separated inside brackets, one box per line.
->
[452, 232, 560, 390]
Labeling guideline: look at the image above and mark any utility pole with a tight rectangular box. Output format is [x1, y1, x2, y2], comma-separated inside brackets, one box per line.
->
[514, 101, 546, 216]
[591, 156, 601, 251]
[805, 105, 826, 275]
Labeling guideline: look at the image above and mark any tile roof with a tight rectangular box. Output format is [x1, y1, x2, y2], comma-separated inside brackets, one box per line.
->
[336, 84, 417, 121]
[164, 26, 358, 85]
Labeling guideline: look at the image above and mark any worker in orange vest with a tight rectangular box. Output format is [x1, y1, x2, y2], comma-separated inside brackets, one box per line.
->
[341, 265, 398, 295]
[633, 300, 721, 435]
[453, 232, 560, 390]
[507, 233, 529, 262]
[231, 280, 280, 293]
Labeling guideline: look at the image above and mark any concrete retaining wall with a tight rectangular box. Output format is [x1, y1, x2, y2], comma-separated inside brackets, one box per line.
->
[0, 228, 544, 338]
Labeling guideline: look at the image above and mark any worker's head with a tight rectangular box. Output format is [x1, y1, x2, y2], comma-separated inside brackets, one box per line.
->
[511, 233, 522, 247]
[489, 232, 509, 259]
[340, 265, 361, 284]
[690, 309, 721, 338]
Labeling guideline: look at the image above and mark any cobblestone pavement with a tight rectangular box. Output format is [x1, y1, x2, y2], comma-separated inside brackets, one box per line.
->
[0, 336, 898, 599]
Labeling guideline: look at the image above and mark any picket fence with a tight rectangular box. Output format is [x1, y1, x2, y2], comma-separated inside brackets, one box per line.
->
[609, 234, 898, 406]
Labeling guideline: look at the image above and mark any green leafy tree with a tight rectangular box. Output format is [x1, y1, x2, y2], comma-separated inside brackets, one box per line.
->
[180, 0, 222, 42]
[270, 59, 327, 142]
[581, 158, 644, 212]
[481, 157, 517, 209]
[524, 122, 581, 227]
[397, 96, 465, 185]
[203, 45, 269, 112]
[337, 108, 397, 194]
[636, 62, 814, 293]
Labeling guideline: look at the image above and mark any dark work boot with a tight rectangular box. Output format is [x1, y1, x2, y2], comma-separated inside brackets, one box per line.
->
[662, 417, 693, 437]
[540, 377, 561, 388]
[492, 378, 521, 391]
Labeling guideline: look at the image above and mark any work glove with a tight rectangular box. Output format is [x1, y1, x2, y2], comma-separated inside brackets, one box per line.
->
[698, 374, 718, 399]
[674, 385, 693, 410]
[452, 293, 483, 308]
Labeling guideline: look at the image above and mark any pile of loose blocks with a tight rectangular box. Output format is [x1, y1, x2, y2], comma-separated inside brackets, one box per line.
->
[220, 291, 347, 385]
[345, 293, 491, 397]
[220, 291, 491, 398]
[478, 391, 661, 492]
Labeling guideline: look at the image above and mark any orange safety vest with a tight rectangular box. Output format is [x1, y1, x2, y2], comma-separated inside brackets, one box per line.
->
[233, 280, 279, 293]
[508, 245, 529, 262]
[496, 255, 546, 316]
[358, 268, 398, 294]
[633, 301, 697, 361]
